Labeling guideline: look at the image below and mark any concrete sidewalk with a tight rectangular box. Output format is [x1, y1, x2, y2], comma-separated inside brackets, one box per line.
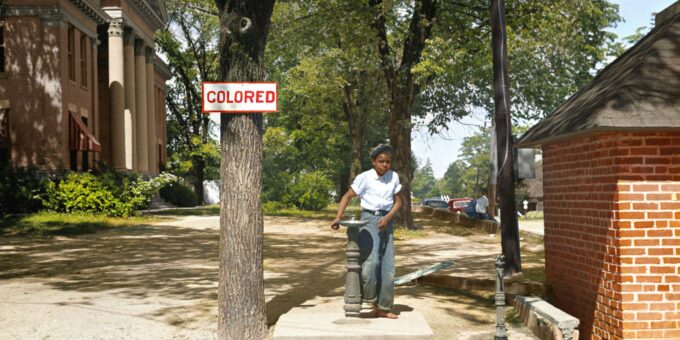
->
[518, 219, 544, 236]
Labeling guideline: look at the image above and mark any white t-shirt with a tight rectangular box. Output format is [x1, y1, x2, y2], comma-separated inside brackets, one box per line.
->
[476, 195, 489, 214]
[351, 169, 402, 211]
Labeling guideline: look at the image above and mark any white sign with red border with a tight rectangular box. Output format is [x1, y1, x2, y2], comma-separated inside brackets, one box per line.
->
[202, 82, 278, 113]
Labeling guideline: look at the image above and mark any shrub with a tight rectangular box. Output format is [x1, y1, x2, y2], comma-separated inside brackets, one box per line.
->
[524, 210, 544, 220]
[130, 172, 178, 209]
[0, 165, 48, 216]
[160, 182, 198, 207]
[287, 171, 333, 211]
[42, 171, 178, 217]
[262, 201, 290, 214]
[43, 172, 133, 217]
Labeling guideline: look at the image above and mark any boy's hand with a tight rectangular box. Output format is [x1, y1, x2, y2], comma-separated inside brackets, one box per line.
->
[331, 218, 340, 230]
[378, 218, 389, 230]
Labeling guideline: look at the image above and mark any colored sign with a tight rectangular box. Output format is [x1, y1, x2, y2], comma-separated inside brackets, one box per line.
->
[202, 82, 278, 113]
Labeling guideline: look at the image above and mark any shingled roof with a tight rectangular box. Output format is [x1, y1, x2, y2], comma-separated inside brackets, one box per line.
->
[517, 5, 680, 147]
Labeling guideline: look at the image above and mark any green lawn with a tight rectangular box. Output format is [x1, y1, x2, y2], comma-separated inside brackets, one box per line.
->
[146, 203, 363, 220]
[0, 212, 163, 236]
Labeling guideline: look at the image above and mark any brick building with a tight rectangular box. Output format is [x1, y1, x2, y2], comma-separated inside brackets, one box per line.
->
[517, 3, 680, 339]
[0, 0, 170, 174]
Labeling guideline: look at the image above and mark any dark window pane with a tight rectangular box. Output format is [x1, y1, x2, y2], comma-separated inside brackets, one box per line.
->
[68, 26, 75, 81]
[0, 24, 4, 73]
[80, 35, 87, 87]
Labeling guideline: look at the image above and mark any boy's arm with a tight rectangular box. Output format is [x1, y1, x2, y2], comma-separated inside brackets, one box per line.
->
[379, 193, 403, 229]
[331, 188, 357, 229]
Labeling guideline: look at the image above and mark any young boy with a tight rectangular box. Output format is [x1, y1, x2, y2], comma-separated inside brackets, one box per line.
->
[331, 144, 402, 319]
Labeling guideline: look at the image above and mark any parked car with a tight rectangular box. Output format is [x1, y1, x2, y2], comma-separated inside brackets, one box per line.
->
[448, 197, 472, 213]
[421, 198, 449, 209]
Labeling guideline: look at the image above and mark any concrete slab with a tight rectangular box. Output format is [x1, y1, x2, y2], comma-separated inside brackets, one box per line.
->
[272, 304, 433, 340]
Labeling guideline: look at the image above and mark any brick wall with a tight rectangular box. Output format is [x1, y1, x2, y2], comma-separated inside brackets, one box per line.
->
[543, 132, 680, 339]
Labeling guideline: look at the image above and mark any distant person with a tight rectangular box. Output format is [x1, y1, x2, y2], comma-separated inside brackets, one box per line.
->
[331, 143, 403, 319]
[476, 190, 490, 220]
[464, 198, 477, 218]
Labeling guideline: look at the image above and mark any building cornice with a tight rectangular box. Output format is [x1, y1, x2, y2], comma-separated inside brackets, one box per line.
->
[154, 58, 172, 80]
[67, 0, 109, 25]
[129, 0, 165, 31]
[3, 5, 103, 38]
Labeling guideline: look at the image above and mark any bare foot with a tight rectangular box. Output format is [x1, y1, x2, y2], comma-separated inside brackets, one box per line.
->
[375, 309, 398, 319]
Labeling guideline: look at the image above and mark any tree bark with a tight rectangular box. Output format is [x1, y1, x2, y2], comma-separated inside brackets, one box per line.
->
[215, 1, 275, 339]
[342, 82, 363, 182]
[491, 0, 521, 276]
[368, 0, 437, 229]
[192, 155, 205, 205]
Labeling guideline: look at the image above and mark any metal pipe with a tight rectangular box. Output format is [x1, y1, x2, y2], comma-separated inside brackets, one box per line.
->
[494, 255, 508, 340]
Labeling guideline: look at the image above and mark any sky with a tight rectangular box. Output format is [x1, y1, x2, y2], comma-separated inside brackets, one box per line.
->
[414, 0, 677, 179]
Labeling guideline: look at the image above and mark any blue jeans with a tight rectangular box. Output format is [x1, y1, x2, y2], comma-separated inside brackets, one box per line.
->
[358, 211, 395, 311]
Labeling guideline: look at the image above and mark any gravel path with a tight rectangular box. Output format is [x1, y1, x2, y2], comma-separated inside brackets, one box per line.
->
[0, 215, 538, 339]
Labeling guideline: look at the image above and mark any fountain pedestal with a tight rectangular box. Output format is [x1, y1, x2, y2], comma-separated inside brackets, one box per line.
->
[339, 220, 368, 317]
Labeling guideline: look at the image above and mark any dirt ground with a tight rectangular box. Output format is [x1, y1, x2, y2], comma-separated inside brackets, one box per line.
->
[0, 214, 540, 339]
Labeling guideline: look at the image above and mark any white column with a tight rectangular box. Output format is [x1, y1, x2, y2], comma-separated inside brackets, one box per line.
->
[145, 47, 157, 174]
[107, 17, 132, 170]
[134, 39, 149, 173]
[123, 29, 137, 171]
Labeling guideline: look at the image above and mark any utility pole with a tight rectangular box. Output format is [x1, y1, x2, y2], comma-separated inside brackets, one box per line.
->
[490, 0, 521, 275]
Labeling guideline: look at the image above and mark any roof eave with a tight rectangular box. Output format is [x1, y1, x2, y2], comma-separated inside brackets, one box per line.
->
[515, 126, 680, 148]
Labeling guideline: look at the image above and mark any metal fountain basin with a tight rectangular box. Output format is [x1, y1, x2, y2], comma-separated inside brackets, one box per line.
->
[338, 220, 368, 228]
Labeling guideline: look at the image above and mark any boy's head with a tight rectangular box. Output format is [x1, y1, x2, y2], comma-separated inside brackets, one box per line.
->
[370, 144, 393, 176]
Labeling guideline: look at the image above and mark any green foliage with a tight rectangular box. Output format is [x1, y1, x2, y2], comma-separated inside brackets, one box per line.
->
[43, 173, 134, 217]
[43, 172, 177, 217]
[286, 171, 333, 211]
[265, 1, 389, 201]
[131, 172, 179, 209]
[160, 182, 198, 207]
[0, 165, 47, 216]
[415, 0, 623, 130]
[440, 160, 467, 197]
[157, 0, 220, 202]
[412, 159, 442, 199]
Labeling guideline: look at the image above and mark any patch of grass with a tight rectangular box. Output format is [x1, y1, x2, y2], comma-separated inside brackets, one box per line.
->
[522, 211, 543, 220]
[265, 204, 361, 220]
[394, 227, 427, 240]
[145, 204, 363, 220]
[506, 307, 523, 326]
[521, 266, 545, 283]
[147, 205, 220, 216]
[520, 230, 544, 244]
[413, 213, 481, 237]
[0, 211, 162, 236]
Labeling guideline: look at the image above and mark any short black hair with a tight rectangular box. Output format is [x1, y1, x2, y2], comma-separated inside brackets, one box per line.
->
[370, 144, 393, 159]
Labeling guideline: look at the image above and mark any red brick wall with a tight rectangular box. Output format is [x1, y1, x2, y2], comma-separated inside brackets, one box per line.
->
[543, 132, 680, 339]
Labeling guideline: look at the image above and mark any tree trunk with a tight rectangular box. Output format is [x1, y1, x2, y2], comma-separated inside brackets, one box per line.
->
[192, 155, 205, 205]
[215, 1, 275, 339]
[369, 0, 437, 230]
[342, 83, 363, 182]
[491, 0, 521, 276]
[389, 77, 416, 229]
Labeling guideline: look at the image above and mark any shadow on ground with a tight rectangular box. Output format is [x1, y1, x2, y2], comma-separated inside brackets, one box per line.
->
[0, 213, 543, 336]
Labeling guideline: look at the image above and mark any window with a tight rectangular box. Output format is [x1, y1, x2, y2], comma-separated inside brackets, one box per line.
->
[81, 116, 89, 171]
[0, 22, 5, 73]
[67, 25, 75, 82]
[0, 107, 9, 164]
[80, 35, 87, 87]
